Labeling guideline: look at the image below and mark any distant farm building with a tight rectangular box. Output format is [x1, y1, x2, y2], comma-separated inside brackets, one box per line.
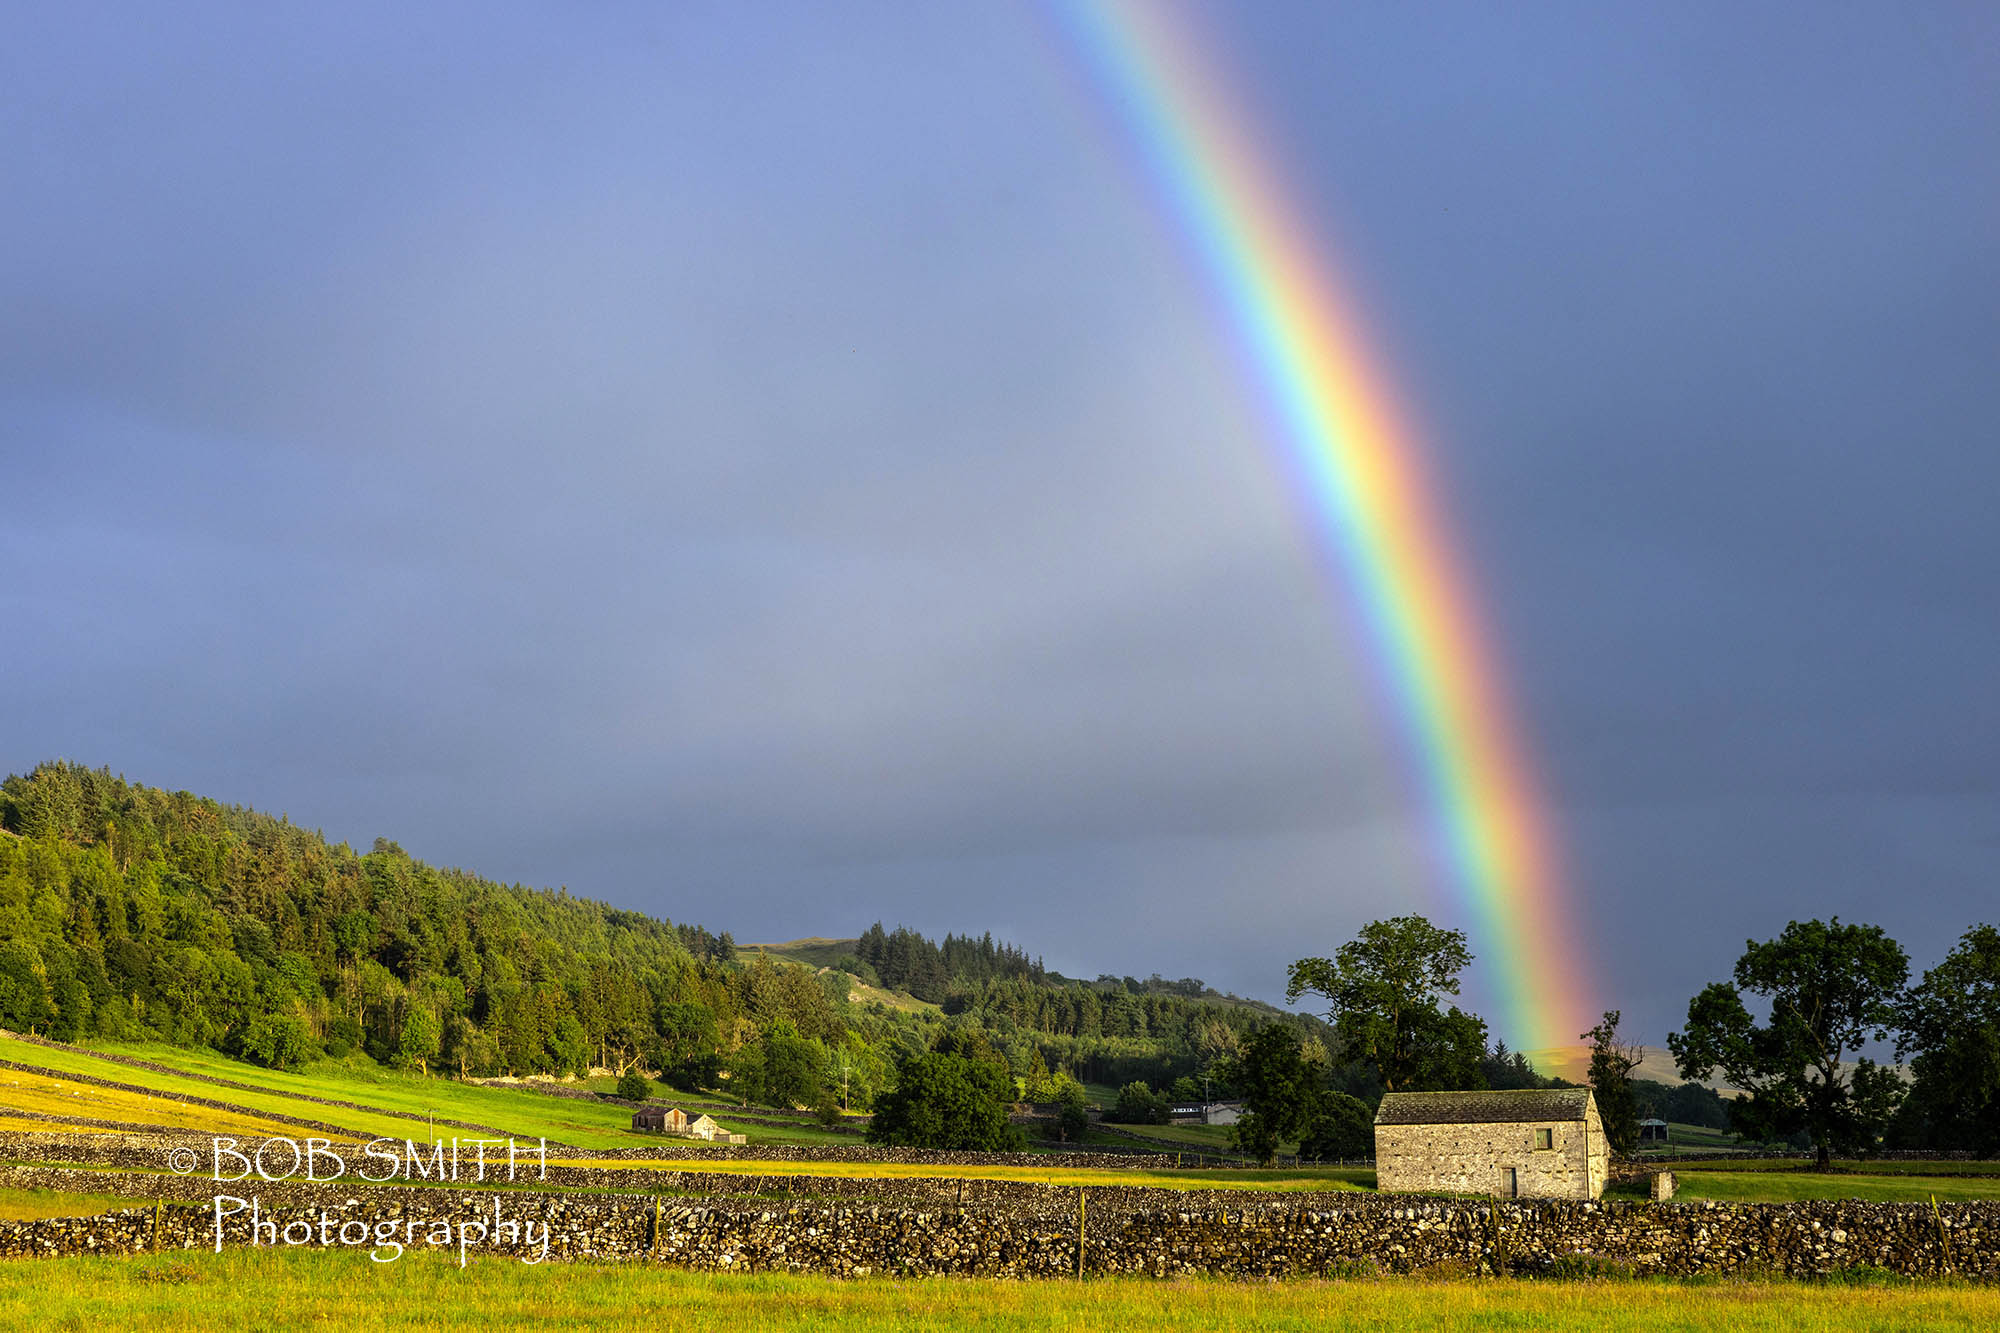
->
[688, 1113, 747, 1145]
[1169, 1101, 1244, 1127]
[631, 1106, 689, 1134]
[1374, 1089, 1609, 1200]
[1638, 1118, 1669, 1144]
[630, 1105, 741, 1142]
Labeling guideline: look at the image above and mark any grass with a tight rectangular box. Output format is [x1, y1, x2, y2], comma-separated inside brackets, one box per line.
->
[0, 1036, 841, 1149]
[566, 1158, 1375, 1192]
[1666, 1158, 2000, 1177]
[0, 1185, 155, 1221]
[0, 1067, 342, 1141]
[0, 1249, 1994, 1331]
[1091, 1121, 1236, 1149]
[1666, 1172, 2000, 1204]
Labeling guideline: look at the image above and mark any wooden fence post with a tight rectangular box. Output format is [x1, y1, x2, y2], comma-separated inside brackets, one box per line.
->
[1930, 1195, 1953, 1276]
[1075, 1187, 1086, 1279]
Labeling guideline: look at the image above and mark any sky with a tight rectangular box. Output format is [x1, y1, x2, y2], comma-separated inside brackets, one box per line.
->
[3, 1, 1995, 1050]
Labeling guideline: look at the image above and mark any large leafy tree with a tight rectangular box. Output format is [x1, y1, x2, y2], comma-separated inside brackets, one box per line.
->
[1582, 1010, 1642, 1156]
[1668, 918, 1907, 1167]
[1229, 1024, 1325, 1166]
[1895, 924, 2000, 1155]
[1287, 916, 1484, 1092]
[759, 1020, 824, 1109]
[1298, 1090, 1374, 1162]
[867, 1031, 1026, 1151]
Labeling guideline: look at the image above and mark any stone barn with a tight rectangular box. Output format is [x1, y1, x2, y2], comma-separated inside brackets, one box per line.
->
[632, 1106, 689, 1134]
[1374, 1088, 1608, 1200]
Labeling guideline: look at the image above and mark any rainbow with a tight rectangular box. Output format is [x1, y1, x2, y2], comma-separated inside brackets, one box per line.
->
[1055, 0, 1592, 1053]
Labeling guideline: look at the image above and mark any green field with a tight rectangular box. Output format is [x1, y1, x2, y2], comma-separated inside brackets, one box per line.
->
[0, 1037, 850, 1149]
[1092, 1122, 1237, 1149]
[0, 1249, 1992, 1331]
[1665, 1158, 2000, 1177]
[568, 1157, 1372, 1192]
[1663, 1172, 2000, 1204]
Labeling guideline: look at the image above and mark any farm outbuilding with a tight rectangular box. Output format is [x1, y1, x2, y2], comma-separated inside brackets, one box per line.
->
[1374, 1088, 1609, 1200]
[631, 1105, 689, 1133]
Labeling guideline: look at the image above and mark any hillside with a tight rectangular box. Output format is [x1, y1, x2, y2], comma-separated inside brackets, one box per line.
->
[1522, 1044, 1723, 1090]
[0, 762, 1304, 1103]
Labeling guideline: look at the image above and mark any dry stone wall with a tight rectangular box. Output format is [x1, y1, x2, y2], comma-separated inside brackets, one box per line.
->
[0, 1171, 1992, 1280]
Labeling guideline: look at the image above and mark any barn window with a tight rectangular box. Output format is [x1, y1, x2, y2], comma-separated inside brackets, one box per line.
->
[1534, 1128, 1553, 1150]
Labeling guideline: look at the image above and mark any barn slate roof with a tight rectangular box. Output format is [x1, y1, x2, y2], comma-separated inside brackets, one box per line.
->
[1374, 1088, 1592, 1125]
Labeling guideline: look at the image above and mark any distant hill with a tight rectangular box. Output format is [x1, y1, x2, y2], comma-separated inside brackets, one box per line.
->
[744, 938, 859, 969]
[1522, 1044, 1742, 1094]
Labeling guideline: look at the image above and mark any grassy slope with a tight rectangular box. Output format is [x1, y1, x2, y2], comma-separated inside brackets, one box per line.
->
[742, 938, 859, 969]
[0, 1038, 840, 1149]
[0, 1066, 341, 1140]
[0, 1250, 1993, 1332]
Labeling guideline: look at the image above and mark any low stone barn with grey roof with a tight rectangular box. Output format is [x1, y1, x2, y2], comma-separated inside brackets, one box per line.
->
[1374, 1088, 1608, 1200]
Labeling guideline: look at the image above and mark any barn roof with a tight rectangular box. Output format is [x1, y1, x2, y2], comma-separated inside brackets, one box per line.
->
[1375, 1088, 1593, 1125]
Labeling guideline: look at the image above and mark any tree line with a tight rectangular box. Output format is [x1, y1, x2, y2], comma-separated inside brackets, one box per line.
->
[0, 763, 1305, 1118]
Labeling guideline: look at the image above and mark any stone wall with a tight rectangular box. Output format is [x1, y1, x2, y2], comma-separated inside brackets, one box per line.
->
[1377, 1104, 1607, 1200]
[0, 1184, 1992, 1280]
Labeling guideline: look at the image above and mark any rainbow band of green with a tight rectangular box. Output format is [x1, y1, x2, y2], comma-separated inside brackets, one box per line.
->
[1056, 0, 1592, 1052]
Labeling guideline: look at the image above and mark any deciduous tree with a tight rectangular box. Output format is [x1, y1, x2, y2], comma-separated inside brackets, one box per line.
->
[1583, 1010, 1642, 1156]
[1894, 924, 2000, 1155]
[1668, 918, 1907, 1167]
[1230, 1025, 1324, 1166]
[1286, 916, 1482, 1092]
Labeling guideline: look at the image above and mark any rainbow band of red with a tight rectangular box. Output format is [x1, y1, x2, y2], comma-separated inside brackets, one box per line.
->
[1057, 0, 1593, 1052]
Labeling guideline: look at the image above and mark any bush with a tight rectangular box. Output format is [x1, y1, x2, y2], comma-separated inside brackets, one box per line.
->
[616, 1069, 651, 1101]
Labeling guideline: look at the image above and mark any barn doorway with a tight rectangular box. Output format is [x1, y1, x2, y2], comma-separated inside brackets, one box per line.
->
[1502, 1168, 1519, 1198]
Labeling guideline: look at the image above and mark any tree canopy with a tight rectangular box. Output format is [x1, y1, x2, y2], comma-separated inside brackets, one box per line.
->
[1894, 924, 2000, 1155]
[1668, 918, 1908, 1166]
[1286, 916, 1486, 1093]
[866, 1031, 1025, 1151]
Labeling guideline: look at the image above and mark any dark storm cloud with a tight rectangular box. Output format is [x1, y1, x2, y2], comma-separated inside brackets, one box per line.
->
[3, 1, 1994, 1042]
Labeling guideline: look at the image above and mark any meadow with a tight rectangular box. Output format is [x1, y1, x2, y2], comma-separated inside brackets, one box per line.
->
[0, 1248, 1993, 1332]
[0, 1035, 846, 1149]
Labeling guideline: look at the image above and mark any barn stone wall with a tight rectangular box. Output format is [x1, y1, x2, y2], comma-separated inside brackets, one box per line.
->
[1377, 1104, 1608, 1200]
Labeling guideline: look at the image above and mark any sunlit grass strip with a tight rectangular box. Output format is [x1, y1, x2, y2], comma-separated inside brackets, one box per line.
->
[68, 1039, 841, 1148]
[565, 1158, 1372, 1192]
[0, 1185, 157, 1222]
[0, 1248, 1994, 1331]
[0, 1037, 635, 1148]
[1673, 1173, 2000, 1204]
[0, 1069, 346, 1141]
